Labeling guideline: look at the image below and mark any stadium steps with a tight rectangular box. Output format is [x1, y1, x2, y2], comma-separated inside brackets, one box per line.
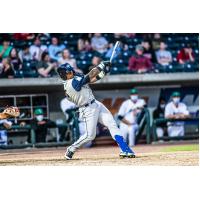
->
[93, 136, 116, 146]
[93, 135, 147, 146]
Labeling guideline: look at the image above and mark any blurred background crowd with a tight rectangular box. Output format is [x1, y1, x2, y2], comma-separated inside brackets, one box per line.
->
[0, 33, 198, 78]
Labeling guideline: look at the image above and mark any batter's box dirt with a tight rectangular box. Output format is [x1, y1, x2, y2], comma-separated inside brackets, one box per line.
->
[0, 143, 198, 166]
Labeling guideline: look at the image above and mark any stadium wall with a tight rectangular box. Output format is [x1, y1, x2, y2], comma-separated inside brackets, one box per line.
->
[0, 72, 198, 122]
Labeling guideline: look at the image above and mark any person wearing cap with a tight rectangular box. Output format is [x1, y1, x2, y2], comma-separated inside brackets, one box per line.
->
[57, 61, 136, 159]
[165, 91, 190, 137]
[29, 108, 56, 143]
[118, 88, 146, 146]
[128, 44, 152, 73]
[153, 97, 167, 139]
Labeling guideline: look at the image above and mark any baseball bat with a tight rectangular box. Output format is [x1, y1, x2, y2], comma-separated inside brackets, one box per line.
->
[109, 41, 120, 63]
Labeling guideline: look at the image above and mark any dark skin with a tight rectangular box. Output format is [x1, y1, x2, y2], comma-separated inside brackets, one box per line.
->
[66, 67, 101, 83]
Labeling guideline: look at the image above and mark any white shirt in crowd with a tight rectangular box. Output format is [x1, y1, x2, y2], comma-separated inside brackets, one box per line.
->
[91, 36, 108, 54]
[29, 44, 48, 60]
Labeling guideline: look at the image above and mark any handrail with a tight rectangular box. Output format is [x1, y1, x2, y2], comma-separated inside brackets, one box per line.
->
[136, 108, 151, 144]
[0, 124, 72, 149]
[152, 117, 199, 141]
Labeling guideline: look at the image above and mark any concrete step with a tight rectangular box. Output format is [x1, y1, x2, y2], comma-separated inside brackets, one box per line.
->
[93, 136, 116, 146]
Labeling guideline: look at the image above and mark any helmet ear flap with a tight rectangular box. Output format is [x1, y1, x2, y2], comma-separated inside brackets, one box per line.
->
[57, 68, 67, 80]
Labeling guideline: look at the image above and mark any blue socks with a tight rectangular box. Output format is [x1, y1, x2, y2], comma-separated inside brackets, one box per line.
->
[114, 135, 134, 153]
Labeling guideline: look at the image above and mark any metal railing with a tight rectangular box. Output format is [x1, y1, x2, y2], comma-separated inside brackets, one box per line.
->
[135, 108, 151, 144]
[152, 118, 199, 141]
[0, 123, 78, 149]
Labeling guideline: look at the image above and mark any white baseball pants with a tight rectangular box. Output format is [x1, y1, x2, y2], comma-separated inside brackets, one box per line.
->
[69, 100, 122, 152]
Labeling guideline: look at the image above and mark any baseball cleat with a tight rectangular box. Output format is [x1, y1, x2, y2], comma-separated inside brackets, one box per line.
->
[119, 152, 136, 158]
[65, 148, 74, 160]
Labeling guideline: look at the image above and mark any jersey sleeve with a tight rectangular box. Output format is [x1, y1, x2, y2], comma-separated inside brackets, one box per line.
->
[165, 103, 172, 118]
[139, 99, 146, 107]
[118, 101, 127, 117]
[72, 75, 88, 91]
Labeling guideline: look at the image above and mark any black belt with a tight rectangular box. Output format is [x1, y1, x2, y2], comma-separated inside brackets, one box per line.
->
[81, 99, 95, 108]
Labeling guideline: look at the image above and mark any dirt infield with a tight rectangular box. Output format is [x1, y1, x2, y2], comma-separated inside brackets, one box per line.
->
[0, 141, 199, 166]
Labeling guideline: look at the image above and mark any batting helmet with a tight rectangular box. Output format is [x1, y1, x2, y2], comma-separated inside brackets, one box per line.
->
[57, 63, 75, 80]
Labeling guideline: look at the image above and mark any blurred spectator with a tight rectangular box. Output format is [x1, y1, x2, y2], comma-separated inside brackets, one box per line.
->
[156, 42, 172, 67]
[0, 58, 14, 78]
[152, 33, 162, 50]
[91, 33, 108, 54]
[118, 88, 146, 146]
[92, 56, 102, 66]
[29, 37, 47, 61]
[0, 40, 12, 59]
[58, 49, 82, 73]
[13, 33, 35, 40]
[29, 108, 56, 143]
[9, 48, 22, 71]
[48, 37, 65, 61]
[177, 44, 195, 64]
[165, 91, 190, 137]
[88, 56, 102, 71]
[0, 119, 12, 146]
[77, 38, 92, 52]
[105, 42, 121, 61]
[142, 40, 156, 63]
[18, 45, 32, 62]
[153, 97, 167, 138]
[36, 52, 57, 77]
[128, 45, 152, 73]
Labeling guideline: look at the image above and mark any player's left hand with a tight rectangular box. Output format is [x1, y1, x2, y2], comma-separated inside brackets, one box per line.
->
[101, 61, 111, 74]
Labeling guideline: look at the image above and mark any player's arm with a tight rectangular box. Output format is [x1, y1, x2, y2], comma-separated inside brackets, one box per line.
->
[118, 115, 133, 126]
[84, 61, 111, 84]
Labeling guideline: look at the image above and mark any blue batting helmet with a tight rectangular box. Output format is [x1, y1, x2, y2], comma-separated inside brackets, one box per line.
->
[57, 63, 75, 80]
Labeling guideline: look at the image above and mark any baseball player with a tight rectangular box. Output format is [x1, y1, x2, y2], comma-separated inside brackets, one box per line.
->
[0, 119, 12, 146]
[118, 88, 146, 147]
[165, 91, 190, 137]
[57, 61, 135, 159]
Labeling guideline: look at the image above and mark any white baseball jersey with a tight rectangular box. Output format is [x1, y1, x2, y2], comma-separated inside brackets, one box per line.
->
[118, 98, 145, 146]
[165, 101, 189, 137]
[165, 101, 189, 125]
[118, 99, 146, 124]
[62, 74, 94, 107]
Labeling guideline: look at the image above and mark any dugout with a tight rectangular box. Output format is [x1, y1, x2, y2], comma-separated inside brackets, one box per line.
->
[0, 72, 199, 148]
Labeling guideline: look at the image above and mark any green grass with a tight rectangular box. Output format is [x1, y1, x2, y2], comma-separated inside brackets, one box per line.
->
[162, 144, 199, 152]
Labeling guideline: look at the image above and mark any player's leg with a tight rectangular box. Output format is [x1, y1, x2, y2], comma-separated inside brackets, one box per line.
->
[119, 123, 128, 143]
[65, 103, 100, 159]
[97, 101, 135, 157]
[79, 121, 92, 147]
[128, 124, 138, 147]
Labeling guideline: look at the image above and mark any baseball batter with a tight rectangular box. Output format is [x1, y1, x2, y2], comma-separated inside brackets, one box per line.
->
[118, 88, 146, 146]
[57, 61, 135, 159]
